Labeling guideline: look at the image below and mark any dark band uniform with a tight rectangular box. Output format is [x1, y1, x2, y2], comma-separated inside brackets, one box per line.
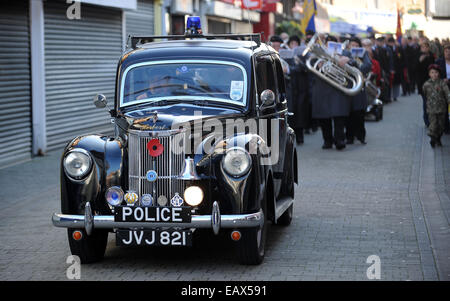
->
[343, 49, 372, 143]
[311, 73, 351, 149]
[285, 48, 311, 144]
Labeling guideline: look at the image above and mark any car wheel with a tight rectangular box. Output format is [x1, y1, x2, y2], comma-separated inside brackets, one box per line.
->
[67, 228, 108, 264]
[277, 203, 293, 226]
[236, 188, 269, 265]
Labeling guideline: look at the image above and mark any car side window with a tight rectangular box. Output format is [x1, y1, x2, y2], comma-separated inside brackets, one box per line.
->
[255, 56, 276, 97]
[273, 57, 286, 103]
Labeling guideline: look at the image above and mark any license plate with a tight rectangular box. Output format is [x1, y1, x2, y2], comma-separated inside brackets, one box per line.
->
[114, 206, 191, 223]
[116, 230, 192, 246]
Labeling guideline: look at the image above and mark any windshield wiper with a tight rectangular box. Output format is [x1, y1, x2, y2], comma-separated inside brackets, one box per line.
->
[122, 99, 180, 112]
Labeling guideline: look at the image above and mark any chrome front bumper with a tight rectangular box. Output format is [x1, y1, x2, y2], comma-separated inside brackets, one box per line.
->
[52, 201, 264, 236]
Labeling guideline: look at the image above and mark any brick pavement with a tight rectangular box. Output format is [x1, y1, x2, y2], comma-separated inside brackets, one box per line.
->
[0, 93, 449, 281]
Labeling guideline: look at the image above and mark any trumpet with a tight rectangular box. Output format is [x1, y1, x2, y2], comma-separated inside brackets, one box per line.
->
[302, 33, 363, 96]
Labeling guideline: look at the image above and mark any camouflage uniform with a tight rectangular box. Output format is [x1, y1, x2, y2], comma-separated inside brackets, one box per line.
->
[422, 78, 450, 140]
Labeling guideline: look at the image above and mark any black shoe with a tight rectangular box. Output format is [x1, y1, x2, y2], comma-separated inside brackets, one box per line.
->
[357, 138, 367, 144]
[296, 137, 304, 144]
[436, 137, 442, 146]
[322, 143, 332, 149]
[335, 143, 346, 150]
[430, 139, 436, 148]
[346, 139, 354, 144]
[304, 129, 311, 134]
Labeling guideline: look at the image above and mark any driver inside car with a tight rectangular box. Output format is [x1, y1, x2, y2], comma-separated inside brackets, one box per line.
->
[136, 69, 172, 100]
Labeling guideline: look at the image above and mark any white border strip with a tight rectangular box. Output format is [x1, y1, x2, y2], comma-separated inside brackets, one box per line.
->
[30, 0, 46, 154]
[119, 60, 248, 108]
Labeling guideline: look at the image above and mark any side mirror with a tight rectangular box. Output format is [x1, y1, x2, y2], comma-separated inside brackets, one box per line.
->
[93, 94, 107, 108]
[260, 89, 275, 109]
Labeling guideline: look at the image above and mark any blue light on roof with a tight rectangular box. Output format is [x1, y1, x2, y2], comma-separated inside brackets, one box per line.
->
[186, 16, 201, 35]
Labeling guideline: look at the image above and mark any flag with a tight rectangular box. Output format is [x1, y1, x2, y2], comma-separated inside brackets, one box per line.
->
[300, 0, 317, 34]
[396, 9, 402, 43]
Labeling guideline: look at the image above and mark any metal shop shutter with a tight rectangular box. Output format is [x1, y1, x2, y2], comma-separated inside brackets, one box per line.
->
[0, 0, 32, 167]
[125, 0, 154, 45]
[44, 0, 122, 151]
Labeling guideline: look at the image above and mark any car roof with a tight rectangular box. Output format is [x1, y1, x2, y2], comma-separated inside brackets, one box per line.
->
[120, 39, 274, 68]
[139, 39, 259, 50]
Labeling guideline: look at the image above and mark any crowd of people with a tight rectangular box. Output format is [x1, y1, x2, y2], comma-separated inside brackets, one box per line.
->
[268, 30, 450, 149]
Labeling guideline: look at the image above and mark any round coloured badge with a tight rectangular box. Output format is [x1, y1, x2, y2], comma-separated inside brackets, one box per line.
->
[141, 194, 153, 207]
[157, 195, 168, 206]
[146, 170, 158, 182]
[124, 191, 138, 206]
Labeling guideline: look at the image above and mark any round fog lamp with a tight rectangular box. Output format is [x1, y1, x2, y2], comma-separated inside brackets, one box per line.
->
[184, 186, 204, 206]
[106, 186, 124, 206]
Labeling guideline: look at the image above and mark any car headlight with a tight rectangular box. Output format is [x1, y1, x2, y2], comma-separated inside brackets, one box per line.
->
[184, 186, 204, 206]
[222, 147, 251, 177]
[63, 149, 92, 180]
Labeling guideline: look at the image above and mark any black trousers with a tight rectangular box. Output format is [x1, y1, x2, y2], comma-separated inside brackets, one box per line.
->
[319, 117, 346, 146]
[345, 110, 366, 142]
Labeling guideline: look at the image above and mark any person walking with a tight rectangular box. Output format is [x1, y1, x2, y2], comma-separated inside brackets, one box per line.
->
[422, 64, 450, 147]
[407, 36, 420, 94]
[435, 43, 450, 134]
[387, 37, 404, 101]
[310, 44, 352, 150]
[373, 37, 391, 103]
[362, 39, 382, 87]
[345, 37, 372, 145]
[400, 37, 411, 95]
[285, 35, 311, 144]
[416, 41, 436, 127]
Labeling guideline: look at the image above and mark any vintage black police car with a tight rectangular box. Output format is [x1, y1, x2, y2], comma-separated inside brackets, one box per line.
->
[52, 17, 298, 265]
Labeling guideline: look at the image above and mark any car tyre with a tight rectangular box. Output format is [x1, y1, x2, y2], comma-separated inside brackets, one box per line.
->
[236, 188, 269, 265]
[67, 228, 108, 264]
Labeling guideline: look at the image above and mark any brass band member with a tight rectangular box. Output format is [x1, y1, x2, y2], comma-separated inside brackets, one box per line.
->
[344, 37, 372, 144]
[310, 35, 351, 150]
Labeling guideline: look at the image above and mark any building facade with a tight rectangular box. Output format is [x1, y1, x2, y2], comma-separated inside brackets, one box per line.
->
[0, 0, 157, 167]
[0, 0, 264, 168]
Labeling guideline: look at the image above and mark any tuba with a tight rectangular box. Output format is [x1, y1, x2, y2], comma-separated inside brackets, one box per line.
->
[302, 33, 364, 96]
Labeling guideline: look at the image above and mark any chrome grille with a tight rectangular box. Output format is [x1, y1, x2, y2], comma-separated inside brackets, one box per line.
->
[128, 130, 186, 205]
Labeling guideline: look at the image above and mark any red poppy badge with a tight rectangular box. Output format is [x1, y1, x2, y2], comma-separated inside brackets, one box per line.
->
[146, 139, 164, 157]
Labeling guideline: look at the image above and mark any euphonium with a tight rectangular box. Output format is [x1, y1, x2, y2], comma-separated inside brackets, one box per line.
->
[302, 33, 364, 96]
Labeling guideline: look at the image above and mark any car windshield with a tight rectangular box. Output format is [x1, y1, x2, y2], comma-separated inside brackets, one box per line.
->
[121, 61, 247, 107]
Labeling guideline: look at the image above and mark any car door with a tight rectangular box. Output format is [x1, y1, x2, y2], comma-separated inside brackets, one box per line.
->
[255, 54, 285, 190]
[271, 55, 288, 182]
